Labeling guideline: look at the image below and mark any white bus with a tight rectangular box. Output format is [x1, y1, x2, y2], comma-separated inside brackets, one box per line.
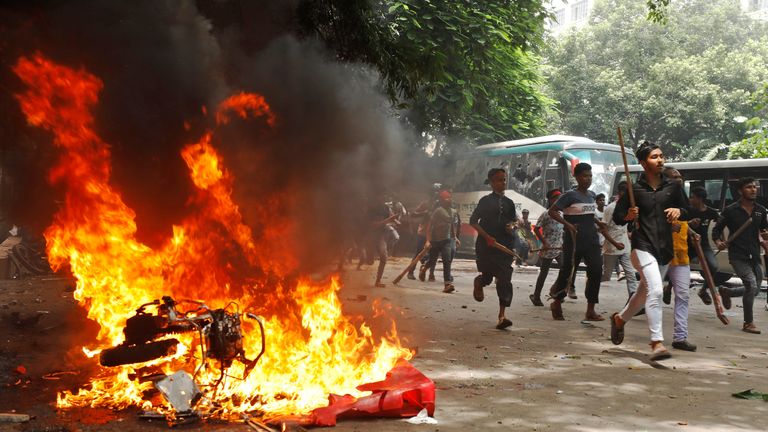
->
[452, 135, 635, 254]
[612, 158, 768, 278]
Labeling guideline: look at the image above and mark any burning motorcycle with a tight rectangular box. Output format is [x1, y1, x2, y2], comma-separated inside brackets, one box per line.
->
[99, 296, 265, 381]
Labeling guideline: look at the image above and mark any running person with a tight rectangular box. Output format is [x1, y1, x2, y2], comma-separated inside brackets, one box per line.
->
[547, 162, 605, 322]
[609, 142, 689, 361]
[531, 188, 564, 306]
[470, 168, 518, 329]
[712, 177, 768, 334]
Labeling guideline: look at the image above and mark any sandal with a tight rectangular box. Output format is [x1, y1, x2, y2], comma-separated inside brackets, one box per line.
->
[473, 275, 484, 302]
[495, 318, 513, 330]
[550, 300, 564, 321]
[584, 313, 605, 321]
[610, 312, 624, 345]
[650, 342, 672, 361]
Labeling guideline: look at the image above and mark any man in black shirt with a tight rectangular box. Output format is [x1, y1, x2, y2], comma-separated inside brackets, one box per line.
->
[712, 177, 768, 334]
[686, 187, 723, 304]
[609, 142, 689, 361]
[470, 168, 517, 330]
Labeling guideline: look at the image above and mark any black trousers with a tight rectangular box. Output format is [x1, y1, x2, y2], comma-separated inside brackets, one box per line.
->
[550, 242, 602, 304]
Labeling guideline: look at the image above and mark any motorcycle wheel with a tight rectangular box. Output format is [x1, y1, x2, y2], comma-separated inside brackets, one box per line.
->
[99, 339, 179, 367]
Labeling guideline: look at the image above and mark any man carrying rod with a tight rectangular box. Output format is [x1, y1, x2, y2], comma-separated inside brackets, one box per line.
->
[470, 168, 518, 329]
[609, 141, 689, 361]
[546, 162, 610, 322]
[712, 177, 768, 334]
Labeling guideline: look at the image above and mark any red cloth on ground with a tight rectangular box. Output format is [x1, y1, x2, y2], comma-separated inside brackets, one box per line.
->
[311, 360, 435, 426]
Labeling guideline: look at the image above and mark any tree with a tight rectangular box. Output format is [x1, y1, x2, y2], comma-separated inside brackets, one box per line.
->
[729, 83, 768, 158]
[297, 0, 554, 154]
[544, 0, 768, 160]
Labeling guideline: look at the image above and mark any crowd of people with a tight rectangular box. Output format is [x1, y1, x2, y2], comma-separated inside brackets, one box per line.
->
[349, 141, 768, 360]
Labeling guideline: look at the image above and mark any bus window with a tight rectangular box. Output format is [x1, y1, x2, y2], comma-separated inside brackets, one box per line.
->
[508, 151, 548, 207]
[685, 179, 724, 209]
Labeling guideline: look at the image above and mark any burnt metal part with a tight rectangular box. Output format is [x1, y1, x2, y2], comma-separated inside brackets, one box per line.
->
[99, 338, 179, 367]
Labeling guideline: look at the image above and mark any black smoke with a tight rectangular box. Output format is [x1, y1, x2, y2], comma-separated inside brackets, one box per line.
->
[0, 0, 413, 273]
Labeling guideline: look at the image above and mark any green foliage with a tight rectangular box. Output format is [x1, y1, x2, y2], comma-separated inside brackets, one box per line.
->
[729, 83, 768, 158]
[297, 1, 554, 154]
[544, 0, 768, 160]
[646, 0, 671, 24]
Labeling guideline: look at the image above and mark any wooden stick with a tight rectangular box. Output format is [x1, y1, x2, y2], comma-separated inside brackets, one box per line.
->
[393, 244, 430, 284]
[616, 127, 636, 208]
[491, 241, 522, 261]
[691, 233, 729, 325]
[530, 246, 563, 253]
[715, 218, 753, 256]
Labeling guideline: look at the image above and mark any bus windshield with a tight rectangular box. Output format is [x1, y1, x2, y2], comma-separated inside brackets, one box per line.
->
[567, 149, 624, 198]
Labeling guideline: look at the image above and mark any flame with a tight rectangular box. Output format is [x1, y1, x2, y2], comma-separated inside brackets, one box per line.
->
[14, 53, 412, 418]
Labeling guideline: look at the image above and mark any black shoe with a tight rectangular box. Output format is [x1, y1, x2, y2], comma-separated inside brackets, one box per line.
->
[406, 273, 416, 280]
[718, 286, 731, 310]
[662, 283, 672, 305]
[672, 340, 697, 352]
[697, 288, 712, 305]
[529, 294, 544, 307]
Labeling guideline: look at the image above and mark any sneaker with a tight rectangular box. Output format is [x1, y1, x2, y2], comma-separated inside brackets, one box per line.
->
[473, 275, 484, 302]
[718, 286, 731, 310]
[743, 322, 761, 334]
[567, 287, 577, 300]
[672, 340, 697, 352]
[697, 287, 712, 305]
[418, 265, 427, 282]
[443, 284, 455, 293]
[662, 283, 672, 305]
[650, 342, 672, 361]
[428, 274, 436, 282]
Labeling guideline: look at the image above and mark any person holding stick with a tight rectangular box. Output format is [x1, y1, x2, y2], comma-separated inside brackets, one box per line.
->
[546, 162, 608, 321]
[712, 177, 768, 334]
[470, 168, 518, 329]
[609, 141, 689, 361]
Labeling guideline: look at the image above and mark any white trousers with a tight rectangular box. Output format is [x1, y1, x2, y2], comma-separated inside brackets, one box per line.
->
[619, 249, 669, 342]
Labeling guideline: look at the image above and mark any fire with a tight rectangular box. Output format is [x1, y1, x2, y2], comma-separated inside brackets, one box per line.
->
[13, 53, 412, 419]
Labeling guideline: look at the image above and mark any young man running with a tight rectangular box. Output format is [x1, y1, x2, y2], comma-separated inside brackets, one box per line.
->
[686, 186, 723, 305]
[531, 188, 564, 306]
[712, 177, 768, 334]
[601, 181, 638, 297]
[470, 168, 518, 329]
[609, 142, 689, 361]
[547, 162, 606, 322]
[661, 167, 697, 352]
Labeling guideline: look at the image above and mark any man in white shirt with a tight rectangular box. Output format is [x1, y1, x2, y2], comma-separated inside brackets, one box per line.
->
[601, 182, 638, 297]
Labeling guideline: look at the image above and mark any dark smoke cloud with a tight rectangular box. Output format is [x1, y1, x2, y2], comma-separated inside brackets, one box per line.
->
[1, 0, 411, 273]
